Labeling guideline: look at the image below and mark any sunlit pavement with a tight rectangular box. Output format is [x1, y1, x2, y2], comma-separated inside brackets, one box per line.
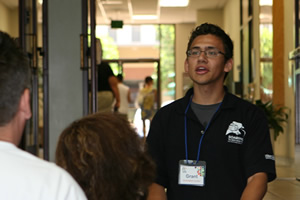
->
[129, 108, 150, 138]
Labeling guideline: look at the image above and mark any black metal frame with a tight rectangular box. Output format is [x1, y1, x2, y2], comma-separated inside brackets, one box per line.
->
[90, 0, 97, 113]
[81, 0, 89, 116]
[18, 0, 39, 156]
[240, 0, 254, 98]
[42, 0, 49, 160]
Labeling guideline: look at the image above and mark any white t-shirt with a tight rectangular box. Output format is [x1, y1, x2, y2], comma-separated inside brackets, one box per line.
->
[118, 83, 130, 115]
[0, 141, 87, 200]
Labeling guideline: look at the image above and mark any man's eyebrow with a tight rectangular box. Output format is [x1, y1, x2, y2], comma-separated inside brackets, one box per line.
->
[206, 46, 217, 49]
[190, 46, 201, 50]
[190, 46, 217, 50]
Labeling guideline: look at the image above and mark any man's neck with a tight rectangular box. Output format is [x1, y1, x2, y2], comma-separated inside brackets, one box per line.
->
[192, 84, 225, 105]
[0, 117, 23, 146]
[0, 126, 15, 145]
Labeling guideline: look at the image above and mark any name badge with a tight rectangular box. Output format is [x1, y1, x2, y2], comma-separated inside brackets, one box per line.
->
[178, 160, 206, 187]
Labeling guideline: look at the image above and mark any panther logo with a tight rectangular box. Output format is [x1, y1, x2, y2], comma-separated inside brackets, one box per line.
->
[225, 121, 246, 136]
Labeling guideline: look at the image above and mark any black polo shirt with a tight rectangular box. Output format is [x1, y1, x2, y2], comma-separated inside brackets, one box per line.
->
[146, 88, 276, 200]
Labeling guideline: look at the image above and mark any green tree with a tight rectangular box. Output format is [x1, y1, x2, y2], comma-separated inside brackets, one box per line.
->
[260, 26, 273, 94]
[97, 35, 119, 74]
[260, 26, 273, 58]
[158, 25, 175, 101]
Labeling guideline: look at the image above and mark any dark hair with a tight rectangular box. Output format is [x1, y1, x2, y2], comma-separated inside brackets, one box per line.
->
[0, 31, 31, 126]
[186, 23, 233, 62]
[117, 74, 123, 82]
[144, 76, 153, 84]
[56, 112, 156, 200]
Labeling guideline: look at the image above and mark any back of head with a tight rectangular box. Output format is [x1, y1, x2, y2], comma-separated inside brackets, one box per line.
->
[56, 112, 155, 200]
[186, 23, 233, 62]
[145, 76, 153, 85]
[117, 74, 123, 82]
[0, 31, 31, 126]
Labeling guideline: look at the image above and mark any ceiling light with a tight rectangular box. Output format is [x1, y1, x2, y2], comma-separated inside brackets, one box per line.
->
[159, 0, 189, 7]
[132, 15, 158, 20]
[259, 0, 272, 6]
[101, 0, 123, 4]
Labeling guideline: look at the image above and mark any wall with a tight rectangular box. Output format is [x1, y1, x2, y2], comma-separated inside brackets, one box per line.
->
[9, 8, 18, 37]
[223, 0, 241, 84]
[175, 23, 195, 99]
[118, 46, 159, 59]
[273, 0, 295, 161]
[252, 0, 261, 100]
[197, 9, 224, 28]
[118, 46, 159, 80]
[0, 2, 18, 36]
[48, 0, 83, 161]
[0, 2, 10, 33]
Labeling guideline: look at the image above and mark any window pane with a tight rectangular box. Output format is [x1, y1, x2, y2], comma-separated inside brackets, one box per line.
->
[260, 24, 273, 58]
[260, 61, 273, 102]
[132, 25, 141, 42]
[259, 1, 273, 102]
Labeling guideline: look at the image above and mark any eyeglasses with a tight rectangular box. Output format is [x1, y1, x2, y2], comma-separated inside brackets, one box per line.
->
[187, 48, 225, 58]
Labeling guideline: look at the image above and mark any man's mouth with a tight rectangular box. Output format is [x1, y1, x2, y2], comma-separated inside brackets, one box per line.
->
[196, 67, 208, 73]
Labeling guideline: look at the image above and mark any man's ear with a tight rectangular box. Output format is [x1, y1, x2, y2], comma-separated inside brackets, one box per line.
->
[184, 59, 189, 73]
[19, 89, 32, 120]
[224, 58, 233, 73]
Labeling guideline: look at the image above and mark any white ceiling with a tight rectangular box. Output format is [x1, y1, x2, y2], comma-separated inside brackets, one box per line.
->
[0, 0, 228, 24]
[96, 0, 227, 24]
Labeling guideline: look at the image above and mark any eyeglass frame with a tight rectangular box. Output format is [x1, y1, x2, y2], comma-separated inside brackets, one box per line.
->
[186, 47, 226, 58]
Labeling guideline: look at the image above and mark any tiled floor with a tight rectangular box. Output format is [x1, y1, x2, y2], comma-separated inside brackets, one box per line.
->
[264, 144, 300, 200]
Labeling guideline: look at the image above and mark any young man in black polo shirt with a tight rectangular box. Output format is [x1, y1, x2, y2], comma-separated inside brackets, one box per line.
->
[146, 23, 276, 200]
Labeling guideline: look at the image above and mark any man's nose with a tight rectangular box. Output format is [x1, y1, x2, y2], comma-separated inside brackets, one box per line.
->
[198, 50, 208, 61]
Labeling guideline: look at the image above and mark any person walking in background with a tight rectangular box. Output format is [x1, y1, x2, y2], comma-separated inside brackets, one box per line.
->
[0, 31, 87, 200]
[97, 61, 120, 112]
[146, 23, 276, 200]
[56, 112, 156, 200]
[117, 74, 132, 119]
[138, 76, 157, 141]
[96, 39, 120, 112]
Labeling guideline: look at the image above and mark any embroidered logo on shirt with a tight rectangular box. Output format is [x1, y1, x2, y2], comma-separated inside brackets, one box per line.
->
[265, 154, 275, 161]
[225, 121, 246, 144]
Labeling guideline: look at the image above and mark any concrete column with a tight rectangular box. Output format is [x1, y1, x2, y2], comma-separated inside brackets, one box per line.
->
[48, 0, 83, 161]
[273, 0, 296, 162]
[175, 23, 195, 99]
[273, 0, 285, 106]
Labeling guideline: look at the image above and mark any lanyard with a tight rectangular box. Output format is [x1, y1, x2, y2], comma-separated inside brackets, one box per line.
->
[184, 95, 222, 164]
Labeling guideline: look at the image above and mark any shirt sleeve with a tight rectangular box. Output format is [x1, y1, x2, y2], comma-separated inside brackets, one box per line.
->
[242, 108, 276, 182]
[55, 167, 88, 200]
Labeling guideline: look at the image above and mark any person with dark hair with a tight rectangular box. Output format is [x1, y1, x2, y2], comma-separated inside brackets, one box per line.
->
[116, 74, 132, 118]
[56, 112, 156, 200]
[95, 38, 120, 112]
[146, 23, 276, 200]
[97, 61, 120, 112]
[137, 76, 157, 141]
[0, 31, 87, 199]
